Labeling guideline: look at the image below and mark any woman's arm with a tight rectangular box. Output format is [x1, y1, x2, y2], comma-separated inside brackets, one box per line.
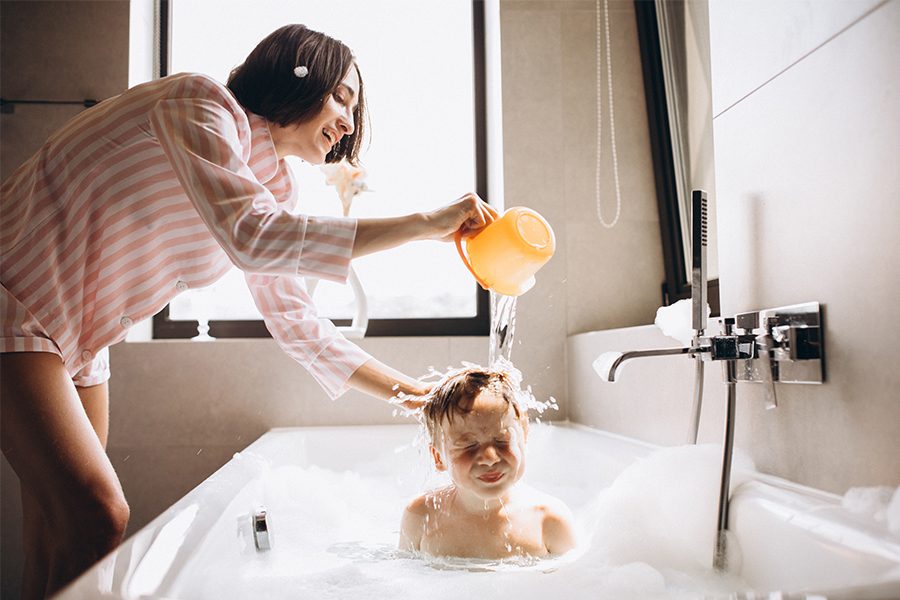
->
[347, 358, 431, 409]
[352, 193, 498, 258]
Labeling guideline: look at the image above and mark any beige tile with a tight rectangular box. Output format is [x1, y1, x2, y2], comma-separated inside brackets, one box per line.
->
[0, 1, 128, 101]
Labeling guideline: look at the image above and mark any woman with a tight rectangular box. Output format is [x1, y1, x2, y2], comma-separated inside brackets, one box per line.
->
[0, 24, 496, 599]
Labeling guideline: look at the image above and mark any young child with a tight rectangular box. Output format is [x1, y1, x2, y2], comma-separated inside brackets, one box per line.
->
[399, 366, 577, 559]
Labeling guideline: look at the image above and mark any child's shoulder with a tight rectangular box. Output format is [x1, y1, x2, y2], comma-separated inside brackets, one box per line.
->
[515, 484, 578, 555]
[404, 484, 455, 515]
[516, 483, 572, 514]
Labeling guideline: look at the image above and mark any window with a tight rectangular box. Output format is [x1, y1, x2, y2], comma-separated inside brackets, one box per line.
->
[152, 0, 493, 339]
[634, 0, 720, 315]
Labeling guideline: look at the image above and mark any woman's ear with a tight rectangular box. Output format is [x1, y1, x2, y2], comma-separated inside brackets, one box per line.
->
[430, 445, 447, 472]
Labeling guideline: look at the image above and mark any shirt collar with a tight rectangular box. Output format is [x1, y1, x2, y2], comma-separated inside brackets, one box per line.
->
[246, 112, 280, 184]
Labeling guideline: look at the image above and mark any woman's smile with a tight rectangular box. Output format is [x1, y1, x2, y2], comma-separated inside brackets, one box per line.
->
[322, 127, 338, 147]
[269, 67, 359, 164]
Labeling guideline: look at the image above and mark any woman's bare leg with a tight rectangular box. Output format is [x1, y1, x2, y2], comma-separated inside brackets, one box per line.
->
[20, 486, 51, 600]
[1, 352, 128, 599]
[19, 379, 112, 599]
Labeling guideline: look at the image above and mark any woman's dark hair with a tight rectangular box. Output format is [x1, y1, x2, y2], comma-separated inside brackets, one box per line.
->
[227, 24, 367, 165]
[424, 367, 528, 446]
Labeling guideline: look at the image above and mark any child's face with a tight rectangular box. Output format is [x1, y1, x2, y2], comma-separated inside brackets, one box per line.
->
[432, 390, 527, 503]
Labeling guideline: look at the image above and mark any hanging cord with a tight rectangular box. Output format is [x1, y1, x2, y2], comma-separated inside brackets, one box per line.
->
[596, 0, 622, 228]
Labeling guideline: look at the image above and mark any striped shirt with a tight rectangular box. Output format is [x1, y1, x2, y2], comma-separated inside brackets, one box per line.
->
[1, 73, 371, 398]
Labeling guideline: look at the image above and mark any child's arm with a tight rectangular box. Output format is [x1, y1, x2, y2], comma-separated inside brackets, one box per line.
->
[542, 500, 578, 555]
[399, 497, 428, 551]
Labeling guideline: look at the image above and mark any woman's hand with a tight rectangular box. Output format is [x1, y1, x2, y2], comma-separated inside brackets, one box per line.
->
[422, 193, 499, 243]
[352, 193, 498, 258]
[348, 358, 431, 403]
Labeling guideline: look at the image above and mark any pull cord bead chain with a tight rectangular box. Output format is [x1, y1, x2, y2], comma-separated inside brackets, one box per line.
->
[596, 0, 622, 228]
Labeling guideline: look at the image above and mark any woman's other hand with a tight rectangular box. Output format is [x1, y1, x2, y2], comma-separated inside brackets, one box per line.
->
[424, 193, 499, 242]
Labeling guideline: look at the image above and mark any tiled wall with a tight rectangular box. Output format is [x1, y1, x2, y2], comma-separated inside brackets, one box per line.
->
[0, 1, 129, 181]
[570, 0, 900, 495]
[500, 0, 665, 338]
[497, 0, 667, 446]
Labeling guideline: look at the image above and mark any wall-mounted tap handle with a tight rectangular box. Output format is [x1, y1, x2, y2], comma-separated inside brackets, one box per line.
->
[757, 318, 779, 409]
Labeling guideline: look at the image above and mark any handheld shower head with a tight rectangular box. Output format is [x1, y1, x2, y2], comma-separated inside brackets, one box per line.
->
[691, 190, 708, 334]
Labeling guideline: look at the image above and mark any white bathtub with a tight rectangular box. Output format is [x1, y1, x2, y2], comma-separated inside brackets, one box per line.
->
[56, 423, 900, 600]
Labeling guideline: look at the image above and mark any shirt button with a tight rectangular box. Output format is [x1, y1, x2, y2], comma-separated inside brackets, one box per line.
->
[120, 317, 133, 328]
[176, 281, 189, 292]
[81, 350, 93, 362]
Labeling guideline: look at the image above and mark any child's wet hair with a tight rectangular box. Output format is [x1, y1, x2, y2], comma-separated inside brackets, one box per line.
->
[423, 365, 528, 445]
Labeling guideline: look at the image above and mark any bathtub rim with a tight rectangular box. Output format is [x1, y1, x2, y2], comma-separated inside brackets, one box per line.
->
[54, 421, 900, 600]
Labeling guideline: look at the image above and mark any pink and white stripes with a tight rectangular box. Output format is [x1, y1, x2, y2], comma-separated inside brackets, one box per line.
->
[1, 73, 368, 397]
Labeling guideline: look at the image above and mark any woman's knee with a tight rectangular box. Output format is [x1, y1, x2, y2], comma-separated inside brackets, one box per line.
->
[106, 493, 131, 542]
[76, 486, 130, 551]
[45, 477, 130, 563]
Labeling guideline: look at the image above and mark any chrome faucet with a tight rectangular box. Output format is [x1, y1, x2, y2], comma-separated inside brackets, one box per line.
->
[600, 191, 709, 444]
[595, 187, 825, 570]
[598, 346, 700, 383]
[594, 191, 827, 571]
[597, 301, 824, 570]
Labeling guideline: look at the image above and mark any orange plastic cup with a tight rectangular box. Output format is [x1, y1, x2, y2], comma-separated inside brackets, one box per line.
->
[455, 207, 556, 296]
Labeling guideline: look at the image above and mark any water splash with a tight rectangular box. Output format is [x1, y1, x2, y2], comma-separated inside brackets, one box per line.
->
[390, 288, 555, 435]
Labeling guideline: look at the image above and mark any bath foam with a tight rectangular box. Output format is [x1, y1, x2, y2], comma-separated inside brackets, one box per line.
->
[176, 429, 758, 600]
[654, 298, 706, 346]
[580, 443, 756, 576]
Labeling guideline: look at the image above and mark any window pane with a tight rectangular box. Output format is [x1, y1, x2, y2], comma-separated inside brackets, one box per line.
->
[168, 0, 479, 322]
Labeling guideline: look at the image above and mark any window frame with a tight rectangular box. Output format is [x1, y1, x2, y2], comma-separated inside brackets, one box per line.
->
[634, 0, 720, 316]
[152, 0, 490, 340]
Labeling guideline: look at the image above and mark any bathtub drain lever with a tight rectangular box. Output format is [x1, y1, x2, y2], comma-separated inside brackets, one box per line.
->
[253, 510, 271, 550]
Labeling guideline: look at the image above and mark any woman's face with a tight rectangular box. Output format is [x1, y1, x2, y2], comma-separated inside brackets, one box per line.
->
[269, 67, 359, 164]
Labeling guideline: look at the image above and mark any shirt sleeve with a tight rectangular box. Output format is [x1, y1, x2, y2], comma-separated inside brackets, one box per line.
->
[245, 271, 372, 399]
[72, 347, 111, 387]
[148, 76, 355, 283]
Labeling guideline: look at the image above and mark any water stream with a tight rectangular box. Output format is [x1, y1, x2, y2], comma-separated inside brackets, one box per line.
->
[489, 291, 517, 367]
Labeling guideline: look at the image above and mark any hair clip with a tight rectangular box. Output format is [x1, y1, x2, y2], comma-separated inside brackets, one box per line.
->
[293, 66, 309, 78]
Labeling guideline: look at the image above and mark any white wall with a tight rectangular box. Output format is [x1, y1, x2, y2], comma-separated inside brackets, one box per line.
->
[711, 0, 900, 492]
[570, 0, 900, 495]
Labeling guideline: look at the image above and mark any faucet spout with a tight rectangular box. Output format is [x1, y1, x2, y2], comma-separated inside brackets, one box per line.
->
[594, 347, 697, 382]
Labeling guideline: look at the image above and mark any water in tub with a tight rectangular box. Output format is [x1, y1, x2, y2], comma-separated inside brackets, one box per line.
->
[162, 291, 762, 599]
[168, 425, 757, 599]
